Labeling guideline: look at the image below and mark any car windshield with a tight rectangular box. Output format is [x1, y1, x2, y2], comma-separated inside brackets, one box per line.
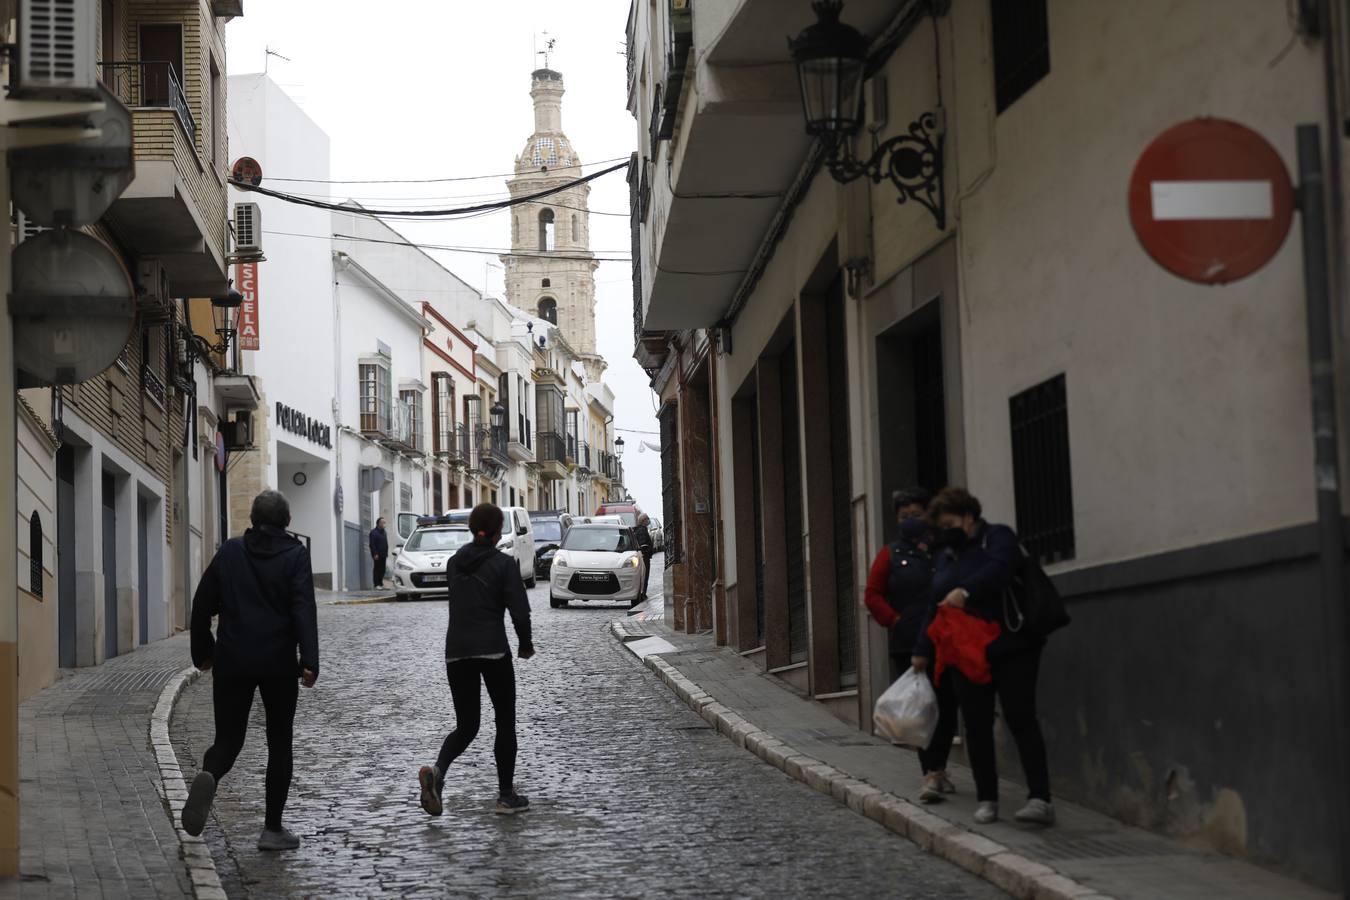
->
[616, 512, 638, 527]
[405, 529, 471, 552]
[532, 520, 563, 541]
[562, 527, 633, 553]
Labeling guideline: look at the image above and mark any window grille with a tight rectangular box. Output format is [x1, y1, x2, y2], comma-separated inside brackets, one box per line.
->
[1009, 373, 1075, 564]
[991, 0, 1050, 114]
[359, 362, 391, 434]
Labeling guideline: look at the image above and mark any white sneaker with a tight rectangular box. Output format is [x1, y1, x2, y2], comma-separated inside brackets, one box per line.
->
[917, 773, 944, 804]
[974, 801, 999, 824]
[1015, 798, 1056, 826]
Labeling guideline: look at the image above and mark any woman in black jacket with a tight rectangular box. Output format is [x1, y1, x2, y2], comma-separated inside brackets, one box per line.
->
[917, 487, 1053, 827]
[418, 504, 535, 816]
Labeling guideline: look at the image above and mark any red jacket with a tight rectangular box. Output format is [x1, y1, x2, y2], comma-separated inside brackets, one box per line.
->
[863, 547, 899, 628]
[926, 605, 1001, 685]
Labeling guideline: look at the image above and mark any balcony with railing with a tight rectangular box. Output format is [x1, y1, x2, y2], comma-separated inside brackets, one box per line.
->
[456, 423, 481, 473]
[577, 440, 592, 473]
[100, 52, 228, 297]
[508, 413, 535, 463]
[535, 431, 568, 481]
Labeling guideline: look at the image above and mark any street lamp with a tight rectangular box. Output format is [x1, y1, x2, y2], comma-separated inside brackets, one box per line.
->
[614, 435, 625, 458]
[209, 286, 243, 354]
[789, 0, 946, 229]
[490, 402, 506, 429]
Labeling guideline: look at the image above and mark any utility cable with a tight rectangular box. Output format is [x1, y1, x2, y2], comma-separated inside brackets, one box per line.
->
[232, 160, 629, 218]
[262, 155, 633, 185]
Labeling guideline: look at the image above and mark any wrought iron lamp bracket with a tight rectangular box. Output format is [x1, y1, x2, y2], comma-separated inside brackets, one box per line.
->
[825, 111, 946, 230]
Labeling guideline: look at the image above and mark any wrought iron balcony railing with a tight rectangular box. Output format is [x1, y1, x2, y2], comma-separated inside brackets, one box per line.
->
[100, 61, 196, 144]
[536, 431, 567, 465]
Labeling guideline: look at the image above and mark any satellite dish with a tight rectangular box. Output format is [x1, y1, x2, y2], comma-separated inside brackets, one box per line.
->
[10, 228, 135, 387]
[11, 83, 133, 227]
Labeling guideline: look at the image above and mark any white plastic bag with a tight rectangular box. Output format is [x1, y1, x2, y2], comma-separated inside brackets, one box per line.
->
[873, 668, 939, 747]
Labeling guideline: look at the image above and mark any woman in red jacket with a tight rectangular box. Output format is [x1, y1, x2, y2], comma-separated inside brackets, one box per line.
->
[863, 487, 958, 805]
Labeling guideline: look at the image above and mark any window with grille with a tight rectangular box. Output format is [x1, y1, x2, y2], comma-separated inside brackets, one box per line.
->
[29, 512, 43, 599]
[991, 0, 1050, 114]
[432, 373, 453, 453]
[1009, 374, 1075, 564]
[399, 389, 423, 451]
[359, 361, 391, 434]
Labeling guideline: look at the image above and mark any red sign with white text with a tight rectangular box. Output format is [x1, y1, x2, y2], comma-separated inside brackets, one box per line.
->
[236, 262, 260, 350]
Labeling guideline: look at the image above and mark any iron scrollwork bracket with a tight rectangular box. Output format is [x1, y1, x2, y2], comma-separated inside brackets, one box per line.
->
[825, 111, 946, 230]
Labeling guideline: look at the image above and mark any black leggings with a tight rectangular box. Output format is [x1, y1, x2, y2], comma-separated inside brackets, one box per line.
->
[202, 674, 298, 830]
[436, 657, 518, 796]
[953, 647, 1051, 803]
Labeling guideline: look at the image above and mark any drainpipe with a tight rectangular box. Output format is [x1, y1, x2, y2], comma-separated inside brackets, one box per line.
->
[333, 254, 348, 589]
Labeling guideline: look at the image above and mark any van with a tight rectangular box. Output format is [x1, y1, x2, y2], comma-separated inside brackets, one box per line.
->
[440, 505, 536, 587]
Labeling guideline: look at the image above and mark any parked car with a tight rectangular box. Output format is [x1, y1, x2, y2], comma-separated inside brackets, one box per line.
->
[437, 506, 536, 586]
[549, 523, 647, 609]
[391, 522, 473, 601]
[648, 517, 664, 552]
[595, 501, 645, 529]
[530, 510, 574, 580]
[388, 511, 424, 566]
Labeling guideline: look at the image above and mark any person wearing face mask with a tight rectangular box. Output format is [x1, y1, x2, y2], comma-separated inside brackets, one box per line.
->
[862, 487, 958, 805]
[913, 486, 1054, 827]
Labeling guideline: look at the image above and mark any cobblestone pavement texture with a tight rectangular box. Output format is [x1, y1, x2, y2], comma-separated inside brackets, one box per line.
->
[3, 634, 197, 900]
[170, 555, 1006, 899]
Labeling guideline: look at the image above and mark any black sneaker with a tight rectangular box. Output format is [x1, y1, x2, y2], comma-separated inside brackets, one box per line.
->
[181, 771, 216, 837]
[418, 766, 443, 817]
[494, 792, 530, 815]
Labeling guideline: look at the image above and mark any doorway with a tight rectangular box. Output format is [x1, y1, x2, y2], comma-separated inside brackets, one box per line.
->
[102, 472, 117, 660]
[138, 496, 149, 646]
[780, 343, 807, 663]
[138, 24, 183, 107]
[876, 300, 948, 506]
[57, 447, 76, 668]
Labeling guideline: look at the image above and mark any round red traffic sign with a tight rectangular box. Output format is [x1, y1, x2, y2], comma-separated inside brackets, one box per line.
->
[1128, 119, 1294, 285]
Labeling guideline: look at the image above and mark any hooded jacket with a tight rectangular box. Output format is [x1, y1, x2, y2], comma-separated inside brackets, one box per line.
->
[190, 525, 320, 680]
[862, 518, 934, 658]
[444, 540, 533, 661]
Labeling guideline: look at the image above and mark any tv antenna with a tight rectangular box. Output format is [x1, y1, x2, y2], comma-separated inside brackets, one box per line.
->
[264, 46, 292, 74]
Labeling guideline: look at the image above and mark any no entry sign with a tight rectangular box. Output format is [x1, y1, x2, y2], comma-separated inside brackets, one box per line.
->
[1128, 119, 1295, 285]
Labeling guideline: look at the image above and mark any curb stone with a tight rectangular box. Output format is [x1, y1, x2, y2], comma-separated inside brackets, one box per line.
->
[621, 642, 1111, 900]
[152, 667, 225, 900]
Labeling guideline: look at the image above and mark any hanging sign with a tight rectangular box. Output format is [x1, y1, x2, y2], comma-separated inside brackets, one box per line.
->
[236, 261, 260, 350]
[1128, 118, 1295, 285]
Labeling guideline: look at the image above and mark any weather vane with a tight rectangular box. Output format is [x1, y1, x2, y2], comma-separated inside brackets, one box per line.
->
[536, 33, 557, 69]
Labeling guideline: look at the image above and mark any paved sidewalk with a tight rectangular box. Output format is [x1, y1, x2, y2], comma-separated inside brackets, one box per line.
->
[2, 634, 198, 900]
[615, 623, 1331, 900]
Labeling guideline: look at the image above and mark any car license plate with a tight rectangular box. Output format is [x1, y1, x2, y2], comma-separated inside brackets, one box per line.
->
[422, 574, 447, 584]
[578, 572, 609, 583]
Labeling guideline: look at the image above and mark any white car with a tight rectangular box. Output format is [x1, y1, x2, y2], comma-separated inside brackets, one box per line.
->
[549, 523, 647, 609]
[391, 524, 473, 601]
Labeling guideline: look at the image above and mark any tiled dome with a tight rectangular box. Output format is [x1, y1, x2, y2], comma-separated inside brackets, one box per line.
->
[518, 135, 577, 171]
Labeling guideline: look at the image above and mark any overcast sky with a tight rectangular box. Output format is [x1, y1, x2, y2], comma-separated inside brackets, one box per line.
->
[225, 1, 665, 515]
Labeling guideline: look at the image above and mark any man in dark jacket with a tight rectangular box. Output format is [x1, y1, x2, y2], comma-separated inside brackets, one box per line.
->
[863, 487, 958, 805]
[633, 514, 654, 602]
[369, 517, 389, 587]
[182, 490, 319, 851]
[418, 503, 534, 818]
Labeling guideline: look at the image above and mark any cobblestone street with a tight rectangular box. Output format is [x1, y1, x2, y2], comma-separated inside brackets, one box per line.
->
[170, 566, 1004, 899]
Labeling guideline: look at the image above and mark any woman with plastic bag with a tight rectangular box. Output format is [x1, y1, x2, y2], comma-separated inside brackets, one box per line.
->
[863, 487, 958, 805]
[915, 487, 1054, 827]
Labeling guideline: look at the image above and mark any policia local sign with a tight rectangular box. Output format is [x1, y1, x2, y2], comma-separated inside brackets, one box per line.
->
[276, 403, 332, 449]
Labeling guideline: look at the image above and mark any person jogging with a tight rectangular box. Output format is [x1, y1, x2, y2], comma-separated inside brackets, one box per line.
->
[183, 490, 319, 851]
[418, 503, 535, 817]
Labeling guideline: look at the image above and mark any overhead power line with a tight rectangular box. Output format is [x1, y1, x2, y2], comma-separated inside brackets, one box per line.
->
[262, 155, 632, 185]
[231, 159, 630, 219]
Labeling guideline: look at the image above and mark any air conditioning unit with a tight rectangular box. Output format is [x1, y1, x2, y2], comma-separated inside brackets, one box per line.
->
[136, 259, 167, 300]
[16, 212, 49, 243]
[221, 412, 253, 450]
[17, 0, 98, 98]
[233, 203, 262, 254]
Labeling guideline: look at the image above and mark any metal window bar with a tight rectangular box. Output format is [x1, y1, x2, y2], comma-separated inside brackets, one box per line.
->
[1009, 374, 1075, 564]
[98, 61, 196, 144]
[537, 431, 567, 464]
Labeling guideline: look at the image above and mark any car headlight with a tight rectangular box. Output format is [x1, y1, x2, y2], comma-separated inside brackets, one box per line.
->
[553, 552, 570, 570]
[394, 557, 414, 571]
[626, 555, 642, 568]
[497, 537, 514, 550]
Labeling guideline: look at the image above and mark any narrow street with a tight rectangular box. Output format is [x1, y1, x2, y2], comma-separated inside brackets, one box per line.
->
[169, 563, 1002, 899]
